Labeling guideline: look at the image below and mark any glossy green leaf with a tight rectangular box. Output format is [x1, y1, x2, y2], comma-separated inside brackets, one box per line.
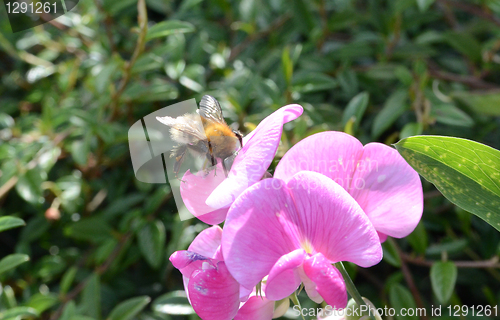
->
[152, 291, 194, 315]
[382, 240, 401, 267]
[64, 217, 113, 243]
[416, 0, 436, 12]
[71, 139, 89, 166]
[0, 216, 25, 233]
[107, 296, 151, 320]
[342, 91, 369, 133]
[372, 89, 409, 138]
[81, 273, 100, 319]
[452, 91, 500, 116]
[432, 104, 474, 127]
[0, 306, 39, 319]
[430, 261, 457, 304]
[426, 239, 468, 256]
[291, 72, 337, 93]
[2, 285, 16, 308]
[15, 167, 45, 204]
[389, 284, 418, 320]
[395, 136, 500, 232]
[59, 300, 76, 320]
[26, 293, 58, 314]
[60, 266, 78, 295]
[443, 32, 482, 62]
[137, 220, 166, 269]
[0, 253, 29, 274]
[400, 122, 423, 139]
[146, 21, 195, 41]
[406, 222, 428, 255]
[282, 47, 293, 86]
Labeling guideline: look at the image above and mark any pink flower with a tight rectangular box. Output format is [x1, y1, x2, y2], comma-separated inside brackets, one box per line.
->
[170, 226, 287, 320]
[180, 104, 303, 225]
[274, 131, 423, 242]
[222, 171, 382, 308]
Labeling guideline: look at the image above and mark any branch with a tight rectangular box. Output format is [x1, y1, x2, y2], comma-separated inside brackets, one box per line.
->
[390, 238, 429, 320]
[428, 68, 498, 90]
[49, 233, 132, 320]
[438, 0, 500, 28]
[228, 14, 291, 62]
[109, 0, 148, 120]
[401, 252, 500, 268]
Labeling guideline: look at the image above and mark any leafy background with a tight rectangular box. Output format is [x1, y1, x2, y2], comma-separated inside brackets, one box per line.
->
[1, 0, 500, 319]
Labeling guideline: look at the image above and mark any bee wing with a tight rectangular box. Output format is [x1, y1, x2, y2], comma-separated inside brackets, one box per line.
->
[199, 95, 227, 124]
[156, 114, 207, 142]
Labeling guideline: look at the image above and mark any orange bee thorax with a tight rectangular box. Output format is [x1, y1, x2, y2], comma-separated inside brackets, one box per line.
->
[204, 123, 236, 139]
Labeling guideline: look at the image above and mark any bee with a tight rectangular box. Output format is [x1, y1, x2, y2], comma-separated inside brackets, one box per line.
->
[156, 95, 243, 180]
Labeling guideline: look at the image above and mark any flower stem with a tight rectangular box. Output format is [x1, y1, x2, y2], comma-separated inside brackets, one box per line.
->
[335, 262, 377, 320]
[291, 291, 306, 320]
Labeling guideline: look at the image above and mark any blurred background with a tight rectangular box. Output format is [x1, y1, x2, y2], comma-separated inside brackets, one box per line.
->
[1, 0, 500, 319]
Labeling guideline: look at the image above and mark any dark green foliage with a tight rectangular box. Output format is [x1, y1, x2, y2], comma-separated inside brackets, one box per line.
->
[1, 0, 500, 319]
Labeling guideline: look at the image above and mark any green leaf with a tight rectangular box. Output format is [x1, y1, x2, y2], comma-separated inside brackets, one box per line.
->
[395, 136, 500, 232]
[426, 239, 468, 256]
[291, 72, 337, 93]
[430, 261, 457, 304]
[26, 293, 58, 314]
[107, 296, 151, 320]
[152, 291, 194, 315]
[60, 266, 78, 295]
[400, 122, 423, 139]
[65, 216, 113, 243]
[81, 273, 100, 319]
[282, 47, 293, 86]
[0, 306, 39, 319]
[406, 222, 428, 255]
[389, 284, 418, 320]
[416, 0, 436, 12]
[372, 89, 409, 138]
[443, 32, 482, 62]
[452, 90, 500, 116]
[60, 300, 76, 320]
[15, 167, 45, 204]
[20, 216, 50, 243]
[2, 285, 16, 308]
[0, 253, 29, 275]
[0, 216, 25, 233]
[146, 21, 195, 41]
[432, 104, 474, 127]
[342, 92, 369, 133]
[382, 240, 401, 267]
[137, 220, 166, 269]
[71, 139, 89, 166]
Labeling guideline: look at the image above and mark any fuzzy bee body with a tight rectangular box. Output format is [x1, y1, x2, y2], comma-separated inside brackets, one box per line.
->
[156, 95, 243, 180]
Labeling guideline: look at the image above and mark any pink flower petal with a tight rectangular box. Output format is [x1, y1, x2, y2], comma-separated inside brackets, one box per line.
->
[274, 132, 364, 191]
[303, 253, 347, 308]
[188, 261, 240, 320]
[180, 167, 229, 225]
[188, 225, 223, 260]
[265, 249, 306, 300]
[169, 250, 211, 278]
[275, 132, 423, 240]
[349, 143, 423, 238]
[222, 171, 381, 290]
[234, 295, 275, 320]
[207, 104, 303, 210]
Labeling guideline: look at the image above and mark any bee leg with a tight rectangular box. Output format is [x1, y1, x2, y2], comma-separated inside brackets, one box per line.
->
[207, 140, 217, 176]
[234, 131, 243, 149]
[222, 161, 229, 178]
[172, 145, 187, 182]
